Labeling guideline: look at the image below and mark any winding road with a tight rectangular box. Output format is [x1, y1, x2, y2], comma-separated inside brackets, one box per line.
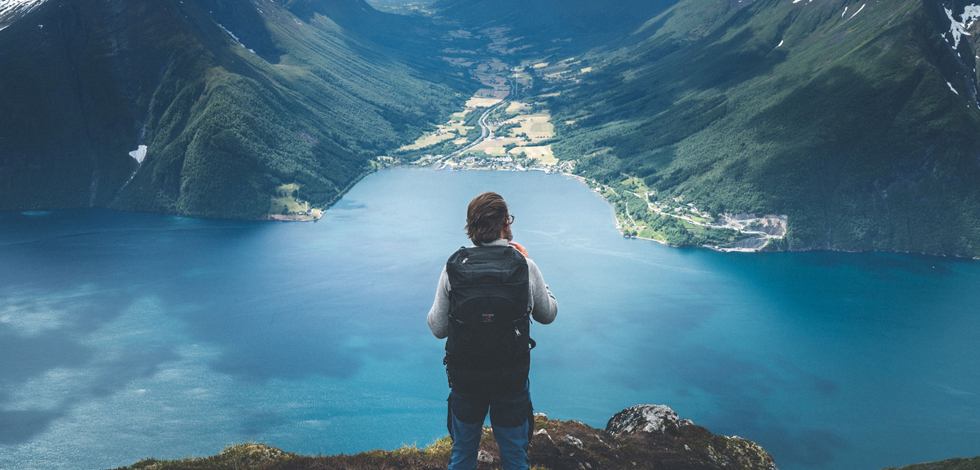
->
[449, 101, 508, 158]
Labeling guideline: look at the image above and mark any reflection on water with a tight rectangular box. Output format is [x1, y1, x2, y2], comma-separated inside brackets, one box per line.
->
[0, 168, 978, 470]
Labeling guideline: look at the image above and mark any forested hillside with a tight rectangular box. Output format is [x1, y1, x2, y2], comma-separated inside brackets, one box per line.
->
[556, 0, 980, 255]
[0, 0, 472, 219]
[432, 0, 679, 53]
[438, 0, 980, 256]
[5, 0, 980, 255]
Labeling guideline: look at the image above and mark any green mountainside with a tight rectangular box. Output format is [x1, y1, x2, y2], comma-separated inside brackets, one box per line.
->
[5, 0, 980, 255]
[432, 0, 679, 53]
[552, 0, 980, 256]
[436, 0, 980, 256]
[0, 0, 472, 219]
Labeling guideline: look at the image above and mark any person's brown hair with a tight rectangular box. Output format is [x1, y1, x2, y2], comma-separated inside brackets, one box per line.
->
[465, 192, 509, 245]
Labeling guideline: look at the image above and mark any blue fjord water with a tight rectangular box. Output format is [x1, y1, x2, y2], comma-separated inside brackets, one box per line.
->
[0, 168, 978, 470]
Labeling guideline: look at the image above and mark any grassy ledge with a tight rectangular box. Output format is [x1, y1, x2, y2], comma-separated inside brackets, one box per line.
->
[109, 409, 780, 470]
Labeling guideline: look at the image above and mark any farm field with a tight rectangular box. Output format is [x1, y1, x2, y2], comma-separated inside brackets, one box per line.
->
[471, 138, 514, 155]
[397, 36, 566, 173]
[397, 118, 476, 151]
[505, 113, 554, 140]
[269, 184, 322, 220]
[465, 97, 502, 107]
[508, 145, 556, 164]
[506, 101, 531, 114]
[400, 130, 459, 151]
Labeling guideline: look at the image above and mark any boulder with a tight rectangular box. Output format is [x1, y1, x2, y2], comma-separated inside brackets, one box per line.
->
[605, 404, 693, 435]
[562, 435, 584, 449]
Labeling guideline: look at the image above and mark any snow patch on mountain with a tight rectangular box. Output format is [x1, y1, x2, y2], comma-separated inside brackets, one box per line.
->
[849, 3, 865, 20]
[0, 0, 47, 26]
[129, 145, 148, 164]
[218, 23, 257, 54]
[945, 4, 980, 49]
[947, 81, 960, 95]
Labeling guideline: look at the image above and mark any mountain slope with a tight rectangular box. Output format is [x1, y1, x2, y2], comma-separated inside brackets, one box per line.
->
[0, 0, 471, 219]
[433, 0, 680, 53]
[541, 0, 980, 255]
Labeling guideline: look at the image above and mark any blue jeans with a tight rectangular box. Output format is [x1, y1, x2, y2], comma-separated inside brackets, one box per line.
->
[447, 384, 533, 470]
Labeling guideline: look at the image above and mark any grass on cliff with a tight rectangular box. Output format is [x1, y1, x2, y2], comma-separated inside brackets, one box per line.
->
[882, 457, 980, 470]
[109, 413, 787, 470]
[114, 430, 545, 470]
[116, 440, 452, 470]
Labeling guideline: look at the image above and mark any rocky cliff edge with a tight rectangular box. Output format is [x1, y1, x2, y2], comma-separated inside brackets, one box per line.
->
[111, 404, 778, 470]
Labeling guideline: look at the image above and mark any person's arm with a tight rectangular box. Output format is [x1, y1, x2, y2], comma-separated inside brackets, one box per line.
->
[427, 266, 451, 339]
[526, 258, 558, 324]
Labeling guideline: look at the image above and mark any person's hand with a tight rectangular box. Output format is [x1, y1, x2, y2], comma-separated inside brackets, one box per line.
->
[509, 241, 529, 258]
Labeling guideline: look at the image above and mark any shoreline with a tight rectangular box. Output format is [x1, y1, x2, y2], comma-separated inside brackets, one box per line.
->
[42, 165, 975, 260]
[380, 164, 980, 260]
[412, 161, 780, 253]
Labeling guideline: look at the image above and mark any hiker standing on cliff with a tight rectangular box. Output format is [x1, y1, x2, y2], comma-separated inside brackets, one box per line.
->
[427, 191, 558, 470]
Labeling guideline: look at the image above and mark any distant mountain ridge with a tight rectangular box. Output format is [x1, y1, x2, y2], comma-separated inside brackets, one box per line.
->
[6, 0, 980, 255]
[438, 0, 980, 256]
[433, 0, 680, 52]
[0, 0, 471, 219]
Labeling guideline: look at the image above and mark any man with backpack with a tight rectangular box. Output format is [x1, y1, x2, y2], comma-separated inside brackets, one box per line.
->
[427, 191, 558, 470]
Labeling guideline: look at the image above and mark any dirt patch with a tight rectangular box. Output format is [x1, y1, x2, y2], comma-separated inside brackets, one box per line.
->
[465, 97, 503, 108]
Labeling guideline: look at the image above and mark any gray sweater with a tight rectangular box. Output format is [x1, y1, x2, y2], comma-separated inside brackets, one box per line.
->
[427, 239, 558, 339]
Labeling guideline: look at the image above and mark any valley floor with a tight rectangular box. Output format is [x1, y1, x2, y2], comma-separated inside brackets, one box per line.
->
[386, 36, 786, 252]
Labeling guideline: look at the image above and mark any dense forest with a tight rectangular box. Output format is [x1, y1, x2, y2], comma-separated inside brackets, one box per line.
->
[0, 0, 474, 219]
[436, 0, 980, 256]
[5, 0, 980, 255]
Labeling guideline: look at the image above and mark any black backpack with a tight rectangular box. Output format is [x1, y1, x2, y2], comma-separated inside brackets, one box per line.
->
[443, 245, 535, 395]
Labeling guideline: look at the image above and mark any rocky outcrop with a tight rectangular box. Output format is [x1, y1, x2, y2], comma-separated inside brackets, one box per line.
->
[606, 404, 695, 435]
[112, 405, 979, 470]
[115, 404, 779, 470]
[528, 405, 777, 470]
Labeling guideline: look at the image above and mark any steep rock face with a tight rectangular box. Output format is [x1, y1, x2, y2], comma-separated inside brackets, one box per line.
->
[0, 0, 468, 218]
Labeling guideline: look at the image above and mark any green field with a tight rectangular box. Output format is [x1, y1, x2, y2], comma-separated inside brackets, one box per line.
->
[400, 130, 459, 151]
[506, 113, 554, 141]
[269, 184, 310, 215]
